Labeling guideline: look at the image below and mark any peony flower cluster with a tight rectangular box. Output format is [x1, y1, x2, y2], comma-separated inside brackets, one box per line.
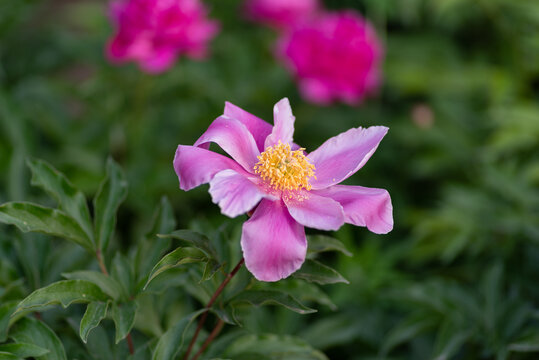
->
[244, 1, 383, 105]
[278, 11, 383, 105]
[107, 0, 219, 73]
[174, 99, 393, 282]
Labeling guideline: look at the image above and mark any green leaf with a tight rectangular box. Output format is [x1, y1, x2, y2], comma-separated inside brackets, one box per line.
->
[381, 314, 438, 356]
[158, 230, 219, 260]
[144, 247, 207, 290]
[152, 310, 205, 360]
[0, 302, 17, 342]
[135, 197, 176, 283]
[62, 270, 123, 300]
[223, 334, 328, 360]
[80, 301, 109, 343]
[26, 158, 94, 244]
[0, 352, 21, 360]
[93, 158, 128, 251]
[306, 235, 352, 257]
[0, 343, 49, 358]
[293, 260, 349, 285]
[201, 259, 223, 282]
[9, 317, 67, 360]
[145, 196, 176, 240]
[0, 202, 93, 251]
[13, 280, 108, 316]
[111, 253, 134, 299]
[111, 301, 137, 343]
[231, 290, 317, 315]
[509, 332, 539, 352]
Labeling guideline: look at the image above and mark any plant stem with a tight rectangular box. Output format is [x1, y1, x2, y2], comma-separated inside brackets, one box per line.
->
[191, 319, 225, 360]
[183, 258, 245, 360]
[96, 249, 109, 276]
[95, 248, 134, 355]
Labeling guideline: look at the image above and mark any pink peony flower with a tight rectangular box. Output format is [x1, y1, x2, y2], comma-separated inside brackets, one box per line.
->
[107, 0, 219, 73]
[278, 11, 383, 105]
[174, 98, 393, 281]
[244, 0, 320, 30]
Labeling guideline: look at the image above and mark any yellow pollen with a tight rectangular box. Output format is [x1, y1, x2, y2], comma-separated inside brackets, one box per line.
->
[254, 141, 316, 191]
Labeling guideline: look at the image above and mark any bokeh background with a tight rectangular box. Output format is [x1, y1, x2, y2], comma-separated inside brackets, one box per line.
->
[1, 0, 538, 359]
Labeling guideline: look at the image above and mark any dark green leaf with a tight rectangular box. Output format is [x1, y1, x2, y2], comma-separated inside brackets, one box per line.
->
[93, 158, 128, 251]
[80, 301, 109, 343]
[509, 332, 539, 352]
[307, 235, 352, 256]
[111, 253, 134, 299]
[26, 158, 94, 244]
[293, 260, 349, 285]
[223, 334, 328, 360]
[14, 280, 108, 316]
[9, 317, 66, 360]
[0, 302, 17, 342]
[0, 343, 49, 358]
[0, 352, 20, 360]
[144, 247, 206, 290]
[231, 290, 317, 315]
[201, 259, 223, 282]
[0, 202, 93, 251]
[152, 310, 205, 360]
[111, 301, 137, 343]
[62, 270, 123, 300]
[381, 315, 438, 356]
[158, 230, 219, 260]
[145, 196, 176, 240]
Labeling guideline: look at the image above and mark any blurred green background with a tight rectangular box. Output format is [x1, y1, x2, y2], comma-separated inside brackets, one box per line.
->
[1, 0, 538, 359]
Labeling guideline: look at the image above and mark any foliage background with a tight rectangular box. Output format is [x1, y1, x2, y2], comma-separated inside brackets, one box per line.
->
[0, 0, 538, 359]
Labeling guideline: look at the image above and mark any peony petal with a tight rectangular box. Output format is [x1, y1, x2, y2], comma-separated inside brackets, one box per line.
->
[224, 102, 273, 152]
[314, 185, 393, 234]
[194, 116, 260, 172]
[209, 169, 264, 218]
[241, 199, 307, 282]
[173, 145, 249, 191]
[308, 126, 388, 189]
[284, 191, 344, 231]
[264, 98, 296, 148]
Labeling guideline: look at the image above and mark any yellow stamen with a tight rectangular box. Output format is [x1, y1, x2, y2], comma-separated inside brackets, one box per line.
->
[254, 141, 316, 191]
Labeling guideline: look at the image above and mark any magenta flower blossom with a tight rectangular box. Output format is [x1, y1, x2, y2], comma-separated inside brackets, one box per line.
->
[107, 0, 219, 73]
[244, 0, 320, 30]
[174, 98, 393, 281]
[278, 11, 383, 105]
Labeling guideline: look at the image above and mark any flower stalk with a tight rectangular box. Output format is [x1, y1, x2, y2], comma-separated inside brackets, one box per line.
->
[183, 258, 245, 360]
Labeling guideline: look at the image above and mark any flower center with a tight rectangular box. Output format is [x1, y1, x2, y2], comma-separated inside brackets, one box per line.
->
[254, 141, 315, 191]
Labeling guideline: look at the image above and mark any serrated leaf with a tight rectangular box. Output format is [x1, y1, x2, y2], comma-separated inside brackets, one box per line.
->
[26, 158, 94, 244]
[111, 301, 137, 343]
[307, 235, 352, 256]
[0, 202, 93, 251]
[293, 260, 349, 285]
[158, 230, 219, 260]
[0, 343, 49, 358]
[0, 302, 17, 342]
[80, 301, 109, 343]
[9, 317, 67, 360]
[93, 158, 128, 251]
[152, 310, 205, 360]
[223, 334, 328, 360]
[13, 280, 108, 317]
[144, 247, 206, 290]
[62, 271, 123, 300]
[231, 290, 317, 315]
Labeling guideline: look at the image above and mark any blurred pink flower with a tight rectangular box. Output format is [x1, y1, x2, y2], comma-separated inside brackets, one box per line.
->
[174, 98, 393, 282]
[278, 11, 383, 105]
[107, 0, 219, 73]
[244, 0, 320, 30]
